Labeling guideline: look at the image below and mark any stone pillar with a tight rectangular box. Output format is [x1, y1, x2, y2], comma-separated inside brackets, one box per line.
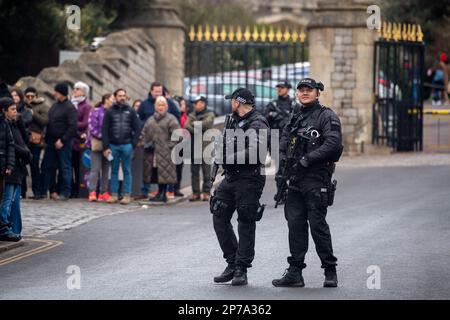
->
[308, 0, 379, 154]
[111, 0, 186, 95]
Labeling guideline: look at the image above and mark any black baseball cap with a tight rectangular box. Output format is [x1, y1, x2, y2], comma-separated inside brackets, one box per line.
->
[224, 87, 255, 105]
[192, 95, 207, 104]
[275, 81, 292, 89]
[297, 78, 324, 91]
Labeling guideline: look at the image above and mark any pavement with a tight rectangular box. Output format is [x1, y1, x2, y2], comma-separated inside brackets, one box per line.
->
[0, 153, 450, 299]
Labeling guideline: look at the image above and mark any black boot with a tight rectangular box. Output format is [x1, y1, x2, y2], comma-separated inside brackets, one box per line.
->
[231, 267, 248, 286]
[174, 189, 184, 197]
[323, 268, 338, 288]
[149, 191, 167, 203]
[213, 265, 235, 283]
[272, 266, 305, 287]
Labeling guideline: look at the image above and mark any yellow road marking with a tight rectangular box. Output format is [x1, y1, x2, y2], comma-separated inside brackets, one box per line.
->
[0, 238, 63, 267]
[424, 109, 450, 115]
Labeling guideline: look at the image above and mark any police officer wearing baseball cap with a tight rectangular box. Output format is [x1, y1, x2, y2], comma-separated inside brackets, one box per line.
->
[264, 81, 301, 204]
[272, 77, 343, 288]
[264, 80, 300, 130]
[211, 87, 269, 286]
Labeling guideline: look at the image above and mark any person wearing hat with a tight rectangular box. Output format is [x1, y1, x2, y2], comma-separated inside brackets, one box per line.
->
[71, 81, 93, 198]
[272, 77, 343, 288]
[264, 80, 300, 130]
[22, 87, 50, 200]
[185, 96, 215, 202]
[40, 82, 78, 201]
[264, 80, 300, 203]
[0, 97, 19, 241]
[211, 88, 269, 286]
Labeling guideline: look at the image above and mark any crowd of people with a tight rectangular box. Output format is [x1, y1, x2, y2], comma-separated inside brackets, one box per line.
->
[0, 80, 216, 242]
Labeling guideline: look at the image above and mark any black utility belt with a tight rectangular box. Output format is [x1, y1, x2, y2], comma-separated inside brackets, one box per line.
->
[224, 166, 262, 176]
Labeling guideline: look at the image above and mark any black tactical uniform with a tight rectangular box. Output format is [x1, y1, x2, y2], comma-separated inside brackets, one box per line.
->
[273, 78, 343, 288]
[264, 81, 300, 131]
[211, 88, 269, 286]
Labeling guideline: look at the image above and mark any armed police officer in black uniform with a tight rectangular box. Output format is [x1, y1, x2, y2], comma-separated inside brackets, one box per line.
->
[272, 78, 343, 288]
[264, 81, 300, 202]
[264, 80, 300, 131]
[211, 88, 269, 286]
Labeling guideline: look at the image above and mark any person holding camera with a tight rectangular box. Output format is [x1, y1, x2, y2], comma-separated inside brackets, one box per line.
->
[272, 78, 343, 288]
[139, 96, 180, 203]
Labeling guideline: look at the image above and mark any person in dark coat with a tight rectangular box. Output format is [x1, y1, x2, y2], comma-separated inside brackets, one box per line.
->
[0, 90, 15, 202]
[11, 87, 33, 198]
[40, 83, 78, 201]
[0, 98, 30, 242]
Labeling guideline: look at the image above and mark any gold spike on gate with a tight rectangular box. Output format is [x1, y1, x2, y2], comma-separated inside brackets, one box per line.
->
[401, 23, 408, 41]
[236, 26, 243, 42]
[197, 25, 203, 41]
[299, 29, 306, 43]
[260, 26, 267, 42]
[268, 26, 275, 42]
[416, 24, 424, 42]
[409, 24, 416, 41]
[204, 25, 211, 41]
[386, 22, 392, 40]
[275, 27, 283, 42]
[228, 26, 235, 42]
[283, 28, 291, 42]
[189, 25, 196, 42]
[393, 23, 401, 42]
[220, 25, 227, 42]
[291, 29, 299, 42]
[252, 26, 259, 42]
[244, 26, 251, 41]
[212, 25, 219, 41]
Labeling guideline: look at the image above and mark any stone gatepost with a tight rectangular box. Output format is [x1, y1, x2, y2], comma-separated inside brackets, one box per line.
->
[111, 0, 186, 95]
[308, 0, 380, 154]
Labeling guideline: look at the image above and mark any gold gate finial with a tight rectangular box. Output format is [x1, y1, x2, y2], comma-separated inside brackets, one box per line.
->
[283, 28, 291, 42]
[299, 29, 306, 43]
[416, 24, 424, 42]
[204, 25, 211, 41]
[197, 25, 203, 41]
[401, 23, 408, 41]
[275, 27, 283, 42]
[236, 26, 243, 42]
[220, 25, 227, 42]
[268, 26, 275, 42]
[189, 25, 196, 42]
[260, 26, 267, 42]
[244, 26, 251, 41]
[212, 25, 219, 41]
[228, 26, 235, 42]
[252, 26, 259, 42]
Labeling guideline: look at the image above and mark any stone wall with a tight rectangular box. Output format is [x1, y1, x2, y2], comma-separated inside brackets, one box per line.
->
[15, 28, 157, 107]
[309, 0, 382, 155]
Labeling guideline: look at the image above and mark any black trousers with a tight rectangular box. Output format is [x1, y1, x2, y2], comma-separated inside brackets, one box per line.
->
[284, 185, 337, 270]
[211, 173, 265, 269]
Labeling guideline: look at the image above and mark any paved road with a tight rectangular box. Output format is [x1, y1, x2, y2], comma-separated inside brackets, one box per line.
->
[1, 164, 450, 300]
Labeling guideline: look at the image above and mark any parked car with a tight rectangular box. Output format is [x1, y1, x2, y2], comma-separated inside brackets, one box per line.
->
[184, 61, 309, 115]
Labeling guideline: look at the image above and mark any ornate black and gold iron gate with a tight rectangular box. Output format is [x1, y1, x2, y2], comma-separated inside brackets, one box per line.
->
[372, 22, 425, 151]
[185, 25, 308, 115]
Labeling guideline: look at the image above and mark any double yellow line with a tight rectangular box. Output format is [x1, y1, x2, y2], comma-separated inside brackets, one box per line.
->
[0, 238, 63, 267]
